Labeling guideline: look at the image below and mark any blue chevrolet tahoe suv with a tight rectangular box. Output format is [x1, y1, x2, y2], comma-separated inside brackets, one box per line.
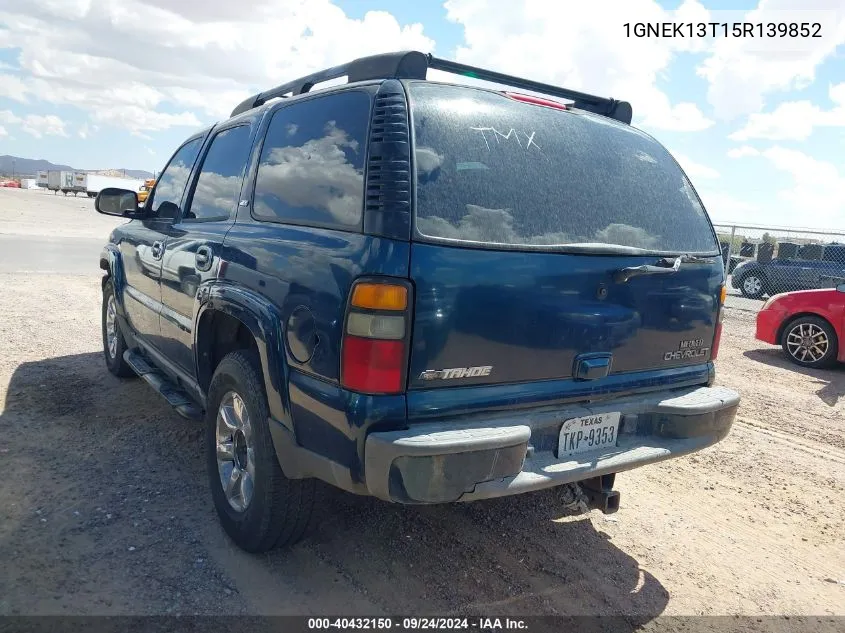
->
[96, 51, 739, 552]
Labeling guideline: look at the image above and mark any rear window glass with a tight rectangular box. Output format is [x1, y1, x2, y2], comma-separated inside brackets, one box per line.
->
[409, 83, 717, 253]
[252, 90, 370, 230]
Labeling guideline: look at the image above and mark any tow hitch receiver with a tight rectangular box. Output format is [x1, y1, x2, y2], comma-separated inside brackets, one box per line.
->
[582, 474, 621, 515]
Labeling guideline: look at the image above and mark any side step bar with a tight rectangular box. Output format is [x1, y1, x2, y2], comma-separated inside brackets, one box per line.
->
[123, 349, 203, 421]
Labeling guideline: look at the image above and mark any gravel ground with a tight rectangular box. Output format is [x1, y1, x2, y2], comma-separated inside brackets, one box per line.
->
[0, 188, 843, 619]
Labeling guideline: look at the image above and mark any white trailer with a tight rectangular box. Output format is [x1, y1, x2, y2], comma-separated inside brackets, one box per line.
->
[46, 170, 87, 195]
[82, 174, 145, 198]
[70, 171, 87, 195]
[36, 171, 48, 188]
[46, 170, 65, 192]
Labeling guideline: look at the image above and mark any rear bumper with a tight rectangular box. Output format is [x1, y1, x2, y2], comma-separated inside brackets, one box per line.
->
[365, 385, 739, 504]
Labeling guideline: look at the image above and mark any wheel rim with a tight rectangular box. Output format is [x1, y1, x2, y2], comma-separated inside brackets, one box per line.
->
[216, 391, 255, 512]
[743, 276, 762, 295]
[106, 295, 118, 359]
[786, 322, 829, 363]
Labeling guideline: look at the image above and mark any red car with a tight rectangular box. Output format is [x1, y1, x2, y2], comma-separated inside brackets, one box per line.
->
[756, 285, 845, 368]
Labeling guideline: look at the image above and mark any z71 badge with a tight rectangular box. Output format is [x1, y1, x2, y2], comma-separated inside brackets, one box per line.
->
[664, 338, 710, 361]
[419, 366, 493, 381]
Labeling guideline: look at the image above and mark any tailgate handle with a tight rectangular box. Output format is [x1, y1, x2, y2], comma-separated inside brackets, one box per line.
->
[573, 353, 612, 381]
[614, 257, 682, 284]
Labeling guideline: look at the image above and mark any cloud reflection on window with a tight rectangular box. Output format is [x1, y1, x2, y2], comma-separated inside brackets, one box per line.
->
[187, 171, 244, 219]
[417, 204, 660, 249]
[416, 147, 444, 175]
[185, 126, 252, 220]
[151, 163, 192, 218]
[148, 138, 202, 218]
[252, 91, 370, 229]
[417, 204, 571, 245]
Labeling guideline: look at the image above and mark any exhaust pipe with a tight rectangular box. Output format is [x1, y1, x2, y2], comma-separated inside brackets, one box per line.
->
[582, 474, 620, 515]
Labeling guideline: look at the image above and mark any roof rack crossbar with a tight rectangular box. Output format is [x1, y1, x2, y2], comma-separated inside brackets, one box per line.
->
[230, 51, 429, 117]
[230, 51, 632, 124]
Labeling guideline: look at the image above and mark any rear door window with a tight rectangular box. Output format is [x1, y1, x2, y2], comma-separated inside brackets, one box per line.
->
[183, 125, 252, 222]
[409, 83, 718, 254]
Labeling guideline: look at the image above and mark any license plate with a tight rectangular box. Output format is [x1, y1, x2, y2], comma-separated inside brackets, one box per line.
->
[558, 412, 620, 458]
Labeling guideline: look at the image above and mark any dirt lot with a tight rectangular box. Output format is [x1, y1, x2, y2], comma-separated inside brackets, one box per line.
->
[0, 188, 843, 619]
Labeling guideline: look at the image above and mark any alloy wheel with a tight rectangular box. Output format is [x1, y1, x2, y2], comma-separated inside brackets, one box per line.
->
[785, 322, 829, 364]
[743, 275, 763, 296]
[215, 391, 256, 512]
[105, 295, 118, 359]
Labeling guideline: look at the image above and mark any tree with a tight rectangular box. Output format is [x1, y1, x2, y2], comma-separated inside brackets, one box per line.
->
[716, 233, 745, 251]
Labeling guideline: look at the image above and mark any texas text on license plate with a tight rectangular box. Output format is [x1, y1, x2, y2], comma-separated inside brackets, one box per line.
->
[558, 412, 621, 458]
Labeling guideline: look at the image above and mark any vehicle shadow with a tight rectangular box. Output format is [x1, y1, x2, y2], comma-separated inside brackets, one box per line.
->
[744, 348, 844, 406]
[294, 484, 670, 625]
[0, 352, 669, 627]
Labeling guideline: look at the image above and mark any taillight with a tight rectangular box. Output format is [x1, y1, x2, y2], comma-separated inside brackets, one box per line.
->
[351, 283, 407, 311]
[341, 279, 411, 395]
[342, 338, 405, 393]
[712, 285, 726, 360]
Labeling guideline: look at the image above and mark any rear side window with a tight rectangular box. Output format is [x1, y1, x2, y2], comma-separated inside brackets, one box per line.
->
[409, 83, 718, 253]
[184, 125, 252, 222]
[252, 90, 371, 230]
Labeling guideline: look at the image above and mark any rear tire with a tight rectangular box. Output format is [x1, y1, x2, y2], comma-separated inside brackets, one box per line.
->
[780, 316, 838, 369]
[102, 280, 135, 378]
[206, 350, 315, 552]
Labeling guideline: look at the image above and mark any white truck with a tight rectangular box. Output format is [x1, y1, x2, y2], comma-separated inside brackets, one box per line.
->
[81, 174, 144, 198]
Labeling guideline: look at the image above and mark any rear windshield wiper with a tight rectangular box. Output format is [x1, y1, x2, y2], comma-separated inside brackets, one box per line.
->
[658, 254, 712, 266]
[614, 254, 711, 284]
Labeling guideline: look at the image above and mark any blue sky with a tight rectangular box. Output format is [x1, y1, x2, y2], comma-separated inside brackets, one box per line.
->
[1, 0, 844, 228]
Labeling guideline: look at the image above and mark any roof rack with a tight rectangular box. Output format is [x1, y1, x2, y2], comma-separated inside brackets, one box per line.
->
[230, 51, 633, 124]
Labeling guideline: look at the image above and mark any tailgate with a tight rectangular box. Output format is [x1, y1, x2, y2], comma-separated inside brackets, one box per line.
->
[408, 244, 720, 388]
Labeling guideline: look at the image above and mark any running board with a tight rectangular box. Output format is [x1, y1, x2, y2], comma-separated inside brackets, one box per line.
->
[124, 349, 203, 421]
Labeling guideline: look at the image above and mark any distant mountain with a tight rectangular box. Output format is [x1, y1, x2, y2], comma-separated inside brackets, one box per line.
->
[0, 155, 153, 179]
[0, 155, 74, 175]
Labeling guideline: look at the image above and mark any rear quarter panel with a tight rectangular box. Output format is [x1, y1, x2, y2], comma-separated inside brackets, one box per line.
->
[219, 223, 411, 476]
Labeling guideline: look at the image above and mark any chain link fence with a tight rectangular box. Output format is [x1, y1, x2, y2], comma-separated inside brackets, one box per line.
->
[712, 223, 845, 312]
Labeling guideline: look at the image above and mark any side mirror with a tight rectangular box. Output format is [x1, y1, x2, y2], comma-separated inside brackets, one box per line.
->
[837, 283, 845, 293]
[95, 188, 142, 217]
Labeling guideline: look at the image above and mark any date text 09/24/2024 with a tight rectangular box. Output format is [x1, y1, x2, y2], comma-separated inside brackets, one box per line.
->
[624, 22, 822, 38]
[307, 618, 528, 630]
